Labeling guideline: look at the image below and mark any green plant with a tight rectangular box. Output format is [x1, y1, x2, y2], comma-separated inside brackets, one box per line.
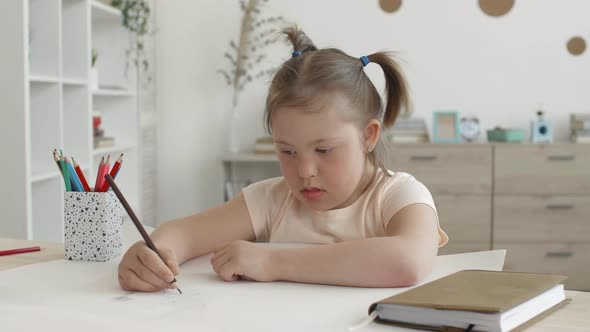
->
[91, 48, 98, 67]
[111, 0, 153, 83]
[218, 0, 285, 107]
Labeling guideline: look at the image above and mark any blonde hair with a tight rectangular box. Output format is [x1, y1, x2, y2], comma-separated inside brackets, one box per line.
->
[264, 26, 411, 175]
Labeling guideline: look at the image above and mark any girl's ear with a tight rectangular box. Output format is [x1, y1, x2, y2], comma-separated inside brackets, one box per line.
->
[363, 119, 381, 151]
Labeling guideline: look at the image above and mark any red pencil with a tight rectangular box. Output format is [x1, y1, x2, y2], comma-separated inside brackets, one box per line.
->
[93, 156, 105, 192]
[0, 246, 41, 256]
[98, 153, 123, 192]
[72, 157, 91, 192]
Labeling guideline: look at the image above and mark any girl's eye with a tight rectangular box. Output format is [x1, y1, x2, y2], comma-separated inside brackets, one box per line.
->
[316, 148, 332, 154]
[280, 149, 295, 156]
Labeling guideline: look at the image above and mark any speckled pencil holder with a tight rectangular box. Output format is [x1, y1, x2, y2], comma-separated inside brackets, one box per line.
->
[64, 191, 124, 262]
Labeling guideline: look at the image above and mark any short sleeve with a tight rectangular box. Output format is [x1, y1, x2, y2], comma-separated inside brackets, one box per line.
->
[379, 172, 448, 247]
[242, 177, 291, 242]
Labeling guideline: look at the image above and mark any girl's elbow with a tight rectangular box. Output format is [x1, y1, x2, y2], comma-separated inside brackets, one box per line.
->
[394, 259, 433, 287]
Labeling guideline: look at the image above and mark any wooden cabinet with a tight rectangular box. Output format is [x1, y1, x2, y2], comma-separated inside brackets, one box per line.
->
[497, 243, 590, 291]
[494, 144, 590, 290]
[495, 144, 590, 194]
[494, 195, 590, 242]
[387, 144, 492, 194]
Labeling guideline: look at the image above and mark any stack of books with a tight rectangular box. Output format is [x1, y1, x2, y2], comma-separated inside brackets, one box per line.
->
[93, 111, 115, 148]
[385, 117, 429, 143]
[254, 136, 275, 154]
[570, 113, 590, 143]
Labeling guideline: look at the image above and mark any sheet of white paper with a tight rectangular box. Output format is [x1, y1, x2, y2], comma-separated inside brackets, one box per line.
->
[0, 237, 505, 332]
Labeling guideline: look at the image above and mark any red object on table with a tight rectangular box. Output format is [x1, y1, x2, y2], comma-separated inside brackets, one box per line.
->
[0, 246, 41, 256]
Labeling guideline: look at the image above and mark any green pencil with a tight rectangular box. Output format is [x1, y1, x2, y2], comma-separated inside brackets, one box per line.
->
[60, 155, 71, 191]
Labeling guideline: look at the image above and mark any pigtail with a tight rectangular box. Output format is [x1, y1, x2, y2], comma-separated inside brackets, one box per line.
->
[283, 25, 318, 54]
[366, 52, 411, 128]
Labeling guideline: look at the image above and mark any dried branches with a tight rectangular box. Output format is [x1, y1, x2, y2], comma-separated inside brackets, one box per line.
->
[218, 0, 285, 107]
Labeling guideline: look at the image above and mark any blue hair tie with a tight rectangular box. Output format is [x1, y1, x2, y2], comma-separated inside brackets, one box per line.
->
[360, 55, 370, 67]
[292, 51, 302, 57]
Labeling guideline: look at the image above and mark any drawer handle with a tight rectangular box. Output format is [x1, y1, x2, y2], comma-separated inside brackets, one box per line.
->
[547, 155, 575, 161]
[545, 251, 573, 258]
[546, 203, 575, 210]
[410, 155, 437, 161]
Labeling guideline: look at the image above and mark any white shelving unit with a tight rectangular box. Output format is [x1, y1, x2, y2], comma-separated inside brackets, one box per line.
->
[221, 153, 281, 201]
[0, 0, 140, 241]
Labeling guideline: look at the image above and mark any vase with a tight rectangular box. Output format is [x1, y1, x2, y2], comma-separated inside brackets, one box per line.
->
[226, 104, 241, 154]
[90, 67, 99, 90]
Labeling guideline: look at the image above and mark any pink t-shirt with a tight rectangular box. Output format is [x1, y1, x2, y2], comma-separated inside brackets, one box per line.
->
[242, 169, 448, 246]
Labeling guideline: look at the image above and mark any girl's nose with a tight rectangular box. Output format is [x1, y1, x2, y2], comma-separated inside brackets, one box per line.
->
[297, 158, 318, 179]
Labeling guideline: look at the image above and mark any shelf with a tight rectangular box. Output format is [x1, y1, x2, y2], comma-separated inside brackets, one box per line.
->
[29, 75, 60, 84]
[31, 170, 62, 183]
[62, 0, 88, 80]
[28, 0, 60, 78]
[93, 143, 136, 156]
[93, 88, 135, 97]
[222, 153, 279, 162]
[62, 78, 88, 86]
[91, 1, 121, 23]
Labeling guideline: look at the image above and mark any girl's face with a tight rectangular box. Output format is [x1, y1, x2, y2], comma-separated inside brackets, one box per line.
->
[271, 94, 379, 211]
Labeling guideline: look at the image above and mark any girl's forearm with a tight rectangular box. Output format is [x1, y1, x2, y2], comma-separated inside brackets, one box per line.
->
[270, 237, 436, 287]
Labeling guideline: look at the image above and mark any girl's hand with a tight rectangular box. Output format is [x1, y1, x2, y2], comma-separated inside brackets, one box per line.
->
[118, 241, 181, 292]
[211, 240, 276, 282]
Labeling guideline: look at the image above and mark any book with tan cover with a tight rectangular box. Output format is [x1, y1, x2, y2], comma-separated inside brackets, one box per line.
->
[369, 270, 570, 332]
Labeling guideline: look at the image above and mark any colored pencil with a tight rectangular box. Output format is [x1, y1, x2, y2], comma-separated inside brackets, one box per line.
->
[54, 150, 77, 190]
[65, 157, 84, 192]
[52, 150, 61, 172]
[104, 174, 182, 294]
[60, 154, 72, 191]
[96, 155, 111, 192]
[0, 246, 41, 256]
[72, 157, 91, 192]
[98, 153, 123, 192]
[93, 156, 105, 192]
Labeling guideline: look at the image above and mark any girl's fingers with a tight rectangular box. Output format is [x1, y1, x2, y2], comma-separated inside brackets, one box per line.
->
[160, 249, 181, 276]
[210, 247, 227, 266]
[122, 268, 162, 292]
[137, 251, 176, 284]
[216, 256, 239, 282]
[131, 261, 176, 289]
[211, 251, 231, 273]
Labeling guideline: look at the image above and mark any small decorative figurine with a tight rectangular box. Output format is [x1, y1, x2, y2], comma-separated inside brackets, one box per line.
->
[530, 108, 553, 144]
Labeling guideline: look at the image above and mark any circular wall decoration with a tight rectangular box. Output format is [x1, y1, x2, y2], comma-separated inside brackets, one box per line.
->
[567, 37, 586, 56]
[379, 0, 402, 13]
[479, 0, 514, 17]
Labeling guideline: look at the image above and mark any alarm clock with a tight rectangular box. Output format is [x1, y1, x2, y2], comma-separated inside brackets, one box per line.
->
[460, 117, 481, 142]
[531, 110, 553, 144]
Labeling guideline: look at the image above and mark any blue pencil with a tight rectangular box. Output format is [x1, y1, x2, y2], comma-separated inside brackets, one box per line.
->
[65, 157, 84, 192]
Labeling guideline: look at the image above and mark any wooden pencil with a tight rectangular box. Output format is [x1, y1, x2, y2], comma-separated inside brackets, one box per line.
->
[98, 153, 123, 192]
[72, 157, 92, 192]
[104, 174, 182, 294]
[93, 156, 104, 192]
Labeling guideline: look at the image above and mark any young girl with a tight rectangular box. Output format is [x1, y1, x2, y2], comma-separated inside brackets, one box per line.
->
[118, 26, 448, 292]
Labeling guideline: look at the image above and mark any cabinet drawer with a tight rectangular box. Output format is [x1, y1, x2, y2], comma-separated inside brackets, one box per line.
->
[495, 145, 590, 194]
[386, 145, 492, 194]
[494, 195, 590, 242]
[435, 194, 491, 242]
[496, 242, 590, 291]
[439, 241, 490, 255]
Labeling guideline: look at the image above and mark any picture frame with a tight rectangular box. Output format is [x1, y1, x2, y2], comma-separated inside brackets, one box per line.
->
[432, 111, 461, 143]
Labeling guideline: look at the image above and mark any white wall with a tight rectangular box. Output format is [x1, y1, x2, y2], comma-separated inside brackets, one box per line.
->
[156, 0, 590, 223]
